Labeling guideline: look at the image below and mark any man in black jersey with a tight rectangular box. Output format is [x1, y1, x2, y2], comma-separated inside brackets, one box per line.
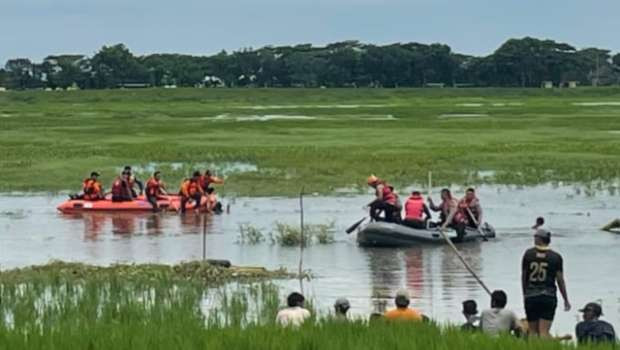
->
[521, 229, 571, 338]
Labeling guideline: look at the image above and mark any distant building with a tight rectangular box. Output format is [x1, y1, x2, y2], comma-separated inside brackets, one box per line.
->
[568, 81, 578, 88]
[0, 87, 6, 92]
[118, 83, 151, 89]
[542, 81, 553, 88]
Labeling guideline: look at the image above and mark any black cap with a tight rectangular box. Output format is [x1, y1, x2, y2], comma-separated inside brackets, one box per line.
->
[462, 300, 478, 315]
[579, 302, 603, 316]
[90, 172, 100, 177]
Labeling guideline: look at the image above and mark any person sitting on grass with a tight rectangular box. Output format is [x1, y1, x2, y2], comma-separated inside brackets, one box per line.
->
[576, 302, 617, 344]
[480, 290, 522, 336]
[334, 298, 350, 321]
[461, 300, 480, 331]
[402, 191, 433, 229]
[276, 292, 311, 327]
[384, 289, 423, 322]
[70, 172, 104, 201]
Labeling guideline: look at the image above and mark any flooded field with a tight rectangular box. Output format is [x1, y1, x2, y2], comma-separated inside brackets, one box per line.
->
[1, 184, 619, 334]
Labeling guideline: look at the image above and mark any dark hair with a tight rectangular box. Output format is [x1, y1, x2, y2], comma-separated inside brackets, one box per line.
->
[536, 217, 544, 225]
[539, 236, 551, 245]
[491, 290, 507, 308]
[205, 169, 212, 176]
[287, 292, 305, 308]
[412, 191, 421, 196]
[395, 296, 410, 308]
[206, 187, 215, 194]
[466, 188, 475, 193]
[154, 171, 161, 177]
[124, 166, 132, 171]
[462, 300, 478, 315]
[441, 188, 451, 195]
[192, 171, 201, 178]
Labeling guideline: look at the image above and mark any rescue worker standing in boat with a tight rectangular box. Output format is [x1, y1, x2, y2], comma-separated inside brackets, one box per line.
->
[70, 172, 104, 201]
[179, 171, 205, 213]
[145, 171, 168, 212]
[402, 191, 432, 229]
[366, 175, 401, 223]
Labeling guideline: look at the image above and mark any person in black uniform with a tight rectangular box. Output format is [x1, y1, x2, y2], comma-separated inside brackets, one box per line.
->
[521, 228, 571, 338]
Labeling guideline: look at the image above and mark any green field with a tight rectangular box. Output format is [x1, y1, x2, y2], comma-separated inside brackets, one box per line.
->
[0, 262, 613, 350]
[2, 88, 620, 196]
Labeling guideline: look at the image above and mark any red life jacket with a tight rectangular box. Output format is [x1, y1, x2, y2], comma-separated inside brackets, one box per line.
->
[181, 179, 202, 197]
[455, 197, 479, 224]
[112, 177, 131, 198]
[377, 181, 397, 205]
[146, 177, 162, 196]
[405, 195, 425, 220]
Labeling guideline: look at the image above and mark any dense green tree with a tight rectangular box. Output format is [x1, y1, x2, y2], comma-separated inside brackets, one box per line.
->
[91, 44, 149, 88]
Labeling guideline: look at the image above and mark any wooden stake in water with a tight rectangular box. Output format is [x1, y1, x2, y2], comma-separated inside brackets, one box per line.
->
[298, 187, 305, 293]
[202, 214, 207, 261]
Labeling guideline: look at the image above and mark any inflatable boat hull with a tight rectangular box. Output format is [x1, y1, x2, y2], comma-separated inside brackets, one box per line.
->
[357, 222, 496, 247]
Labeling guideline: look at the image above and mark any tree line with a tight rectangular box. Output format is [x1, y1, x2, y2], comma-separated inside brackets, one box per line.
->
[2, 37, 619, 90]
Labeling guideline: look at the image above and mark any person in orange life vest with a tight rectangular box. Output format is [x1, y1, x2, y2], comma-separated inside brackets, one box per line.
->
[204, 187, 224, 214]
[122, 165, 144, 198]
[428, 188, 458, 225]
[111, 170, 133, 202]
[199, 169, 225, 192]
[179, 171, 204, 213]
[145, 171, 168, 211]
[402, 191, 433, 229]
[70, 172, 104, 200]
[366, 175, 401, 223]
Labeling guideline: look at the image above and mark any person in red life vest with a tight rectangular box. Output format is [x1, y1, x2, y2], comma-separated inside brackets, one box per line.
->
[199, 169, 225, 192]
[179, 171, 205, 213]
[454, 188, 483, 229]
[145, 171, 168, 212]
[70, 172, 104, 200]
[123, 165, 144, 198]
[366, 175, 402, 223]
[111, 170, 133, 202]
[428, 188, 458, 225]
[204, 187, 224, 214]
[402, 191, 433, 229]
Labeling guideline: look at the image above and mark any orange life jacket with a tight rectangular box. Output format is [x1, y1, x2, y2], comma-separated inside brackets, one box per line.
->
[82, 179, 102, 200]
[146, 177, 163, 196]
[455, 197, 479, 224]
[405, 194, 425, 221]
[376, 181, 397, 205]
[181, 179, 203, 197]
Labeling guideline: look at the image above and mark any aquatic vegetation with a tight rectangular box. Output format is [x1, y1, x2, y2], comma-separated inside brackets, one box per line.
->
[237, 223, 266, 244]
[270, 221, 336, 246]
[2, 87, 620, 195]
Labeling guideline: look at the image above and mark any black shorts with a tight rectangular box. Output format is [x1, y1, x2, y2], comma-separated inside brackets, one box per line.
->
[524, 295, 557, 322]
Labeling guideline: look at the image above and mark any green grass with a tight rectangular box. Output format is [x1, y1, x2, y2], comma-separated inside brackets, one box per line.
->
[0, 262, 614, 349]
[2, 87, 620, 195]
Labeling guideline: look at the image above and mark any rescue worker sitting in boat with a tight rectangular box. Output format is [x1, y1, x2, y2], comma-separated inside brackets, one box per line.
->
[123, 165, 143, 198]
[402, 191, 433, 229]
[145, 171, 168, 212]
[366, 175, 401, 223]
[199, 169, 225, 192]
[428, 188, 457, 225]
[111, 170, 133, 202]
[455, 188, 483, 229]
[179, 171, 205, 213]
[70, 172, 104, 201]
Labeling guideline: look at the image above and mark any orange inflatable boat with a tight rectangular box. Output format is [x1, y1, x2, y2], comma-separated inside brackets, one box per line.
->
[57, 195, 177, 213]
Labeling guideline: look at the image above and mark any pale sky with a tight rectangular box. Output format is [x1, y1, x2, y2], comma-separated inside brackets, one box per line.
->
[1, 0, 619, 64]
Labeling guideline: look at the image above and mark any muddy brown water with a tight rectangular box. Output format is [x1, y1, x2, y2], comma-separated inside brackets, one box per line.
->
[1, 184, 619, 335]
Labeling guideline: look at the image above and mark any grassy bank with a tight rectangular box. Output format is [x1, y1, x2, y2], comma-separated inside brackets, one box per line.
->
[0, 262, 612, 349]
[2, 87, 620, 196]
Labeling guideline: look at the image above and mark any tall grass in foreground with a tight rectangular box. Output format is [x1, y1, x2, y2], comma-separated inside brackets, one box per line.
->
[0, 262, 615, 349]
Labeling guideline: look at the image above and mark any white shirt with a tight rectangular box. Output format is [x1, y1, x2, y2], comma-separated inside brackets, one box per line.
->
[480, 308, 518, 336]
[276, 307, 311, 327]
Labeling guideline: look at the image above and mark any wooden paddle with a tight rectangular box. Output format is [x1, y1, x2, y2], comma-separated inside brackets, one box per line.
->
[346, 217, 366, 234]
[465, 207, 488, 241]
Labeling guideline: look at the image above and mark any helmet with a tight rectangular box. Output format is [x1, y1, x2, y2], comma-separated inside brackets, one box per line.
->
[367, 175, 378, 185]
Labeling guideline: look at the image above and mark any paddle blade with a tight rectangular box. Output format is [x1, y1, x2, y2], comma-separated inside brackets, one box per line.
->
[346, 217, 366, 234]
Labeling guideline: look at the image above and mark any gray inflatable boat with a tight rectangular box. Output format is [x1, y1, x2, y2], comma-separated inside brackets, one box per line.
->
[357, 221, 496, 247]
